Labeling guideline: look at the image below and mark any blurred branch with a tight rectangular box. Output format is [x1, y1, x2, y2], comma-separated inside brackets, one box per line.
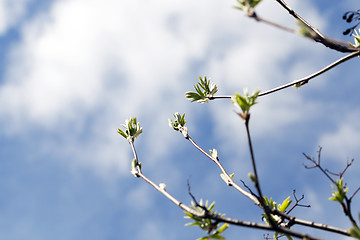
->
[275, 0, 359, 53]
[303, 148, 359, 228]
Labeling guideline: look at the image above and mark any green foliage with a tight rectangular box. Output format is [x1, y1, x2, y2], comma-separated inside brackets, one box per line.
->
[349, 214, 360, 239]
[349, 29, 360, 48]
[262, 196, 293, 240]
[185, 76, 218, 103]
[168, 112, 188, 137]
[232, 88, 260, 120]
[117, 117, 143, 142]
[233, 0, 262, 11]
[184, 199, 229, 240]
[329, 178, 348, 203]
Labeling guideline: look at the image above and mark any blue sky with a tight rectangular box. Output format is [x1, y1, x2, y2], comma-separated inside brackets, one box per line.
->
[0, 0, 359, 239]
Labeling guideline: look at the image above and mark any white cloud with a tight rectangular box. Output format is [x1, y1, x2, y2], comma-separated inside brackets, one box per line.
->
[318, 112, 360, 162]
[0, 0, 243, 174]
[0, 0, 346, 179]
[0, 0, 29, 35]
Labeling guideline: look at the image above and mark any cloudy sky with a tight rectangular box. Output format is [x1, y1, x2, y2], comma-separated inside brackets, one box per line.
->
[0, 0, 359, 239]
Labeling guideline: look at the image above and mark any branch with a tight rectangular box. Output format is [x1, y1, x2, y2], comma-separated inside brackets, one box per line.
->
[244, 114, 275, 225]
[185, 134, 260, 206]
[275, 0, 359, 53]
[246, 10, 297, 34]
[201, 51, 360, 101]
[259, 50, 360, 97]
[133, 157, 324, 240]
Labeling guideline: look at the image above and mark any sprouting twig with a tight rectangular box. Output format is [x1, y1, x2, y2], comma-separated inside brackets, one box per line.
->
[202, 51, 360, 101]
[128, 143, 324, 240]
[185, 134, 260, 206]
[303, 148, 359, 228]
[259, 51, 360, 97]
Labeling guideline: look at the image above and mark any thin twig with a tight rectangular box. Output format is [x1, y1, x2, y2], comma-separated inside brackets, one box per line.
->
[350, 187, 360, 201]
[259, 51, 360, 97]
[248, 10, 297, 34]
[208, 51, 360, 100]
[244, 115, 275, 226]
[185, 134, 260, 205]
[133, 160, 323, 239]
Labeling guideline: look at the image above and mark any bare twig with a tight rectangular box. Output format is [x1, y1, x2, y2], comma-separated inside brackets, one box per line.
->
[286, 190, 310, 214]
[303, 147, 335, 184]
[247, 10, 297, 34]
[326, 158, 354, 178]
[350, 187, 360, 201]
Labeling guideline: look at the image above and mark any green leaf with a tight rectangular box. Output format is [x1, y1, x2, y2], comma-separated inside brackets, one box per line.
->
[185, 76, 218, 103]
[117, 117, 143, 142]
[169, 112, 188, 137]
[329, 178, 348, 203]
[185, 199, 228, 239]
[349, 219, 360, 239]
[278, 196, 292, 213]
[215, 223, 229, 234]
[349, 29, 360, 48]
[232, 88, 260, 115]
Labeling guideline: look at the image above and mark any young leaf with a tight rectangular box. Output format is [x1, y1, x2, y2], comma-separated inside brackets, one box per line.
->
[185, 76, 218, 103]
[349, 29, 360, 48]
[278, 196, 293, 213]
[117, 117, 143, 142]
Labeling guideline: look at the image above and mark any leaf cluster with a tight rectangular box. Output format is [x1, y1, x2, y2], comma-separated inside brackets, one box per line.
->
[263, 196, 293, 240]
[117, 117, 143, 142]
[168, 112, 188, 137]
[232, 88, 260, 120]
[329, 178, 348, 203]
[185, 76, 218, 103]
[184, 199, 229, 240]
[349, 29, 360, 48]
